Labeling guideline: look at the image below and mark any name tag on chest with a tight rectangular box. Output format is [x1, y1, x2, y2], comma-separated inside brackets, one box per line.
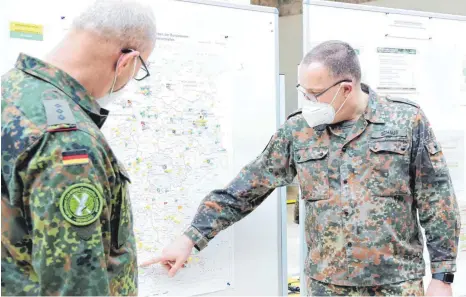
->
[371, 129, 407, 139]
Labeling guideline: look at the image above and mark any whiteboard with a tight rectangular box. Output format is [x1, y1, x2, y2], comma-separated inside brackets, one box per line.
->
[1, 0, 282, 296]
[303, 1, 466, 296]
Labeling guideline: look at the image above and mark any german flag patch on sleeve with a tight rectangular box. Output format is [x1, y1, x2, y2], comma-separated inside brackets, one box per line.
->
[62, 149, 89, 166]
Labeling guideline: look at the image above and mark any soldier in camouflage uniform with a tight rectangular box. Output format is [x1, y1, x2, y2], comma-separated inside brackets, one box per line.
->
[1, 1, 156, 295]
[143, 41, 460, 296]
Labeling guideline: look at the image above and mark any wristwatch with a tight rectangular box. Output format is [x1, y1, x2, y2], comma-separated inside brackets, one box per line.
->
[432, 272, 454, 284]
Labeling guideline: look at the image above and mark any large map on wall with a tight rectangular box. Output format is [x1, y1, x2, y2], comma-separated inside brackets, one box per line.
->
[102, 31, 237, 296]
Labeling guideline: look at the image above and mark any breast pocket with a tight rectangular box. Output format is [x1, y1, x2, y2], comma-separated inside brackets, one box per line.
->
[294, 146, 329, 201]
[368, 138, 411, 196]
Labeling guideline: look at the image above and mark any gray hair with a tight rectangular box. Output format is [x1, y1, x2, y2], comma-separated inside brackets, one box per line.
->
[72, 0, 157, 50]
[301, 40, 361, 82]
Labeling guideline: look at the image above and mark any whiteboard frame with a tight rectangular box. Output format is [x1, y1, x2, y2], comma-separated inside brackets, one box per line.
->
[168, 0, 282, 295]
[173, 2, 282, 295]
[304, 0, 466, 21]
[276, 10, 285, 297]
[296, 62, 307, 296]
[299, 189, 306, 296]
[302, 1, 465, 296]
[176, 0, 277, 13]
[278, 74, 288, 296]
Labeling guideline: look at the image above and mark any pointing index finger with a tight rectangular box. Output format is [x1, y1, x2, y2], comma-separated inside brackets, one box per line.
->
[140, 256, 163, 267]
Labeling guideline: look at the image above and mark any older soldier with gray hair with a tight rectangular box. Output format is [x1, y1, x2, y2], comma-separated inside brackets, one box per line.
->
[143, 40, 460, 296]
[1, 0, 156, 295]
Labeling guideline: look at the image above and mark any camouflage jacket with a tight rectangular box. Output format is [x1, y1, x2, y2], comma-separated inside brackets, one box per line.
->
[185, 84, 461, 286]
[1, 54, 137, 295]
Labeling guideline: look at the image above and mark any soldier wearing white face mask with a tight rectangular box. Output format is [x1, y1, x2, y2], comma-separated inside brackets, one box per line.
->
[1, 1, 156, 295]
[143, 40, 460, 297]
[299, 78, 352, 128]
[96, 48, 146, 108]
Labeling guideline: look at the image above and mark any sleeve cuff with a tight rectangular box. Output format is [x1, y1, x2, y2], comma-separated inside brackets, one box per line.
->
[431, 260, 457, 274]
[183, 225, 209, 252]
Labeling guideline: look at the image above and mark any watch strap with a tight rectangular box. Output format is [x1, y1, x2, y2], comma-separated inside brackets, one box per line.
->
[432, 273, 454, 283]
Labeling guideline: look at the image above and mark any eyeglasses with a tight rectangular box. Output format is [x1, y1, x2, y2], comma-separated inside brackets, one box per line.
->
[296, 79, 351, 101]
[121, 48, 150, 81]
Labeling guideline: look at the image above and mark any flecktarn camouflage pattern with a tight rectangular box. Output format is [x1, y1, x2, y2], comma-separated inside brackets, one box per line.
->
[306, 276, 424, 296]
[184, 83, 461, 287]
[1, 54, 137, 296]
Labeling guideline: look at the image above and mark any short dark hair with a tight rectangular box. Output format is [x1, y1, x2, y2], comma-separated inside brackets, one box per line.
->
[301, 40, 361, 82]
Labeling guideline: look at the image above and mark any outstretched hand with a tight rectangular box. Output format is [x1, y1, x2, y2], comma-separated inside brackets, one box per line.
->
[140, 234, 195, 278]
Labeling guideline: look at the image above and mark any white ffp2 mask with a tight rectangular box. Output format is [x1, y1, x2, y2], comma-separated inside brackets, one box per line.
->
[302, 100, 336, 127]
[302, 84, 348, 127]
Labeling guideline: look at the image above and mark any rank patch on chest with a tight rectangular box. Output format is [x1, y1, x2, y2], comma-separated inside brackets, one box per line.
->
[62, 149, 89, 166]
[59, 183, 104, 226]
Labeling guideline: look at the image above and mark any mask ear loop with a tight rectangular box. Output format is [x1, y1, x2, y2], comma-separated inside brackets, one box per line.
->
[130, 56, 138, 79]
[109, 49, 137, 94]
[332, 84, 350, 115]
[109, 55, 125, 94]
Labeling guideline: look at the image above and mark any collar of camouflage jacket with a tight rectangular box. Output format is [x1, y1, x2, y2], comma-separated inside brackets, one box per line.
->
[15, 53, 109, 128]
[361, 83, 385, 124]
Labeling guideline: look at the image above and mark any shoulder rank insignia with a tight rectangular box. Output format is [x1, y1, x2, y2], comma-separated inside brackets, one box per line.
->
[59, 183, 103, 226]
[385, 96, 419, 108]
[287, 109, 302, 120]
[43, 99, 77, 132]
[62, 149, 89, 166]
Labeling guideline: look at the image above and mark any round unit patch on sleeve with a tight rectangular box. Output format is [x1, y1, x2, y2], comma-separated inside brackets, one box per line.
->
[59, 183, 104, 226]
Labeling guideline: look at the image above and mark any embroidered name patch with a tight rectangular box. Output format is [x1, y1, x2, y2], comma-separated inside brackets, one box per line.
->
[62, 149, 89, 166]
[371, 129, 407, 139]
[59, 183, 104, 226]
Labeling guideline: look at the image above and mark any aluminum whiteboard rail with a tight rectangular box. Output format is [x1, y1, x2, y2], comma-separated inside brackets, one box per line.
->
[301, 3, 309, 294]
[299, 1, 308, 285]
[277, 1, 287, 291]
[176, 0, 278, 14]
[304, 0, 466, 21]
[384, 34, 432, 41]
[275, 10, 286, 296]
[298, 188, 306, 296]
[278, 75, 288, 297]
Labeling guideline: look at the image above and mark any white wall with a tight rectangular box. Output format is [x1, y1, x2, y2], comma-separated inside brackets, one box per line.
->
[365, 0, 466, 16]
[279, 14, 302, 117]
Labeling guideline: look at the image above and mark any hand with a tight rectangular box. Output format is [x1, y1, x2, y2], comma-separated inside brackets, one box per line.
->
[140, 235, 195, 277]
[426, 279, 453, 296]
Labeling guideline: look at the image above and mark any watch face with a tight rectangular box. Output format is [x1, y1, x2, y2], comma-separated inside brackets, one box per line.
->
[444, 273, 454, 283]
